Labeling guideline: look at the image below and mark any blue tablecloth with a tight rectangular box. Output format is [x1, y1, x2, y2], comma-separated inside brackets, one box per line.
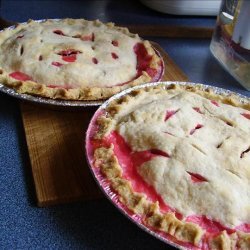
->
[0, 1, 249, 249]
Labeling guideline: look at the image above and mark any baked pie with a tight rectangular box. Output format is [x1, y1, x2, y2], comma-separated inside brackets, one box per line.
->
[0, 19, 163, 100]
[86, 83, 250, 249]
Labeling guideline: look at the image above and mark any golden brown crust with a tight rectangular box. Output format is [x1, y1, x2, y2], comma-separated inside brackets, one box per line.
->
[92, 83, 250, 248]
[0, 19, 162, 101]
[0, 69, 151, 100]
[209, 231, 237, 250]
[237, 232, 250, 250]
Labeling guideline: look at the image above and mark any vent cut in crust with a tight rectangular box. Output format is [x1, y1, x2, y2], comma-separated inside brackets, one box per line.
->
[0, 19, 163, 100]
[86, 83, 250, 250]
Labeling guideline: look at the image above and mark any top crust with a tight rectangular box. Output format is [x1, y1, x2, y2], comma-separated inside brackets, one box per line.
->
[0, 19, 162, 100]
[92, 83, 250, 249]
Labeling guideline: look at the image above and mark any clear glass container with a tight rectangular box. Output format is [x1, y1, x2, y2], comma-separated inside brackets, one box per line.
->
[210, 0, 250, 90]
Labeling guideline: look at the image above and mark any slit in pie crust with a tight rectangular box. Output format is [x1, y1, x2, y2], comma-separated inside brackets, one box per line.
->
[0, 19, 163, 100]
[87, 83, 250, 249]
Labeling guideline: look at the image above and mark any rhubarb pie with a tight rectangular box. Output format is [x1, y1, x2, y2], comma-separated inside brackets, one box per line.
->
[86, 83, 250, 249]
[0, 19, 163, 100]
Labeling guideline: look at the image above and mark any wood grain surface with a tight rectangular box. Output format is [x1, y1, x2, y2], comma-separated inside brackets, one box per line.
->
[21, 42, 188, 207]
[124, 25, 213, 38]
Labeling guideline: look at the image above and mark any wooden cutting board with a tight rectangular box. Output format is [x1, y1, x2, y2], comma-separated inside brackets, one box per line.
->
[21, 42, 188, 207]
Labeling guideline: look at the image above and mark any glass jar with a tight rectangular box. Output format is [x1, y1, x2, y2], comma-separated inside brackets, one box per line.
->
[210, 0, 250, 90]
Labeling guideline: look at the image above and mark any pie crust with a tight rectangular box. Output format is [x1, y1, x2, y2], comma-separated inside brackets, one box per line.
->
[0, 19, 163, 100]
[88, 83, 250, 249]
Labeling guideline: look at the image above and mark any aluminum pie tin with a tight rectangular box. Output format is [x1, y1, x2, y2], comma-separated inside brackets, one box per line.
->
[85, 81, 249, 250]
[0, 19, 164, 108]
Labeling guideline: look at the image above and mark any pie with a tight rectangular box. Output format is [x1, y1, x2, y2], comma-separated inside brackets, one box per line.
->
[86, 83, 250, 249]
[0, 19, 163, 100]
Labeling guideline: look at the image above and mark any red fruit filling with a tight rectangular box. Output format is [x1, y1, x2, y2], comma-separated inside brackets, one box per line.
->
[134, 43, 158, 78]
[89, 118, 250, 248]
[242, 113, 250, 120]
[52, 62, 64, 67]
[112, 40, 119, 47]
[92, 57, 98, 64]
[146, 68, 158, 77]
[9, 71, 32, 81]
[187, 172, 207, 183]
[193, 107, 203, 114]
[111, 52, 119, 59]
[236, 223, 250, 233]
[211, 100, 219, 107]
[164, 110, 179, 121]
[17, 35, 24, 39]
[131, 149, 170, 167]
[53, 30, 65, 36]
[63, 55, 76, 62]
[48, 40, 160, 84]
[93, 130, 174, 214]
[48, 42, 161, 87]
[186, 215, 235, 234]
[190, 124, 203, 135]
[57, 49, 82, 63]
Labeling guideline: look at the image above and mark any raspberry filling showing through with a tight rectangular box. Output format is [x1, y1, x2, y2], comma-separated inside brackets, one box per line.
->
[52, 61, 64, 67]
[211, 100, 219, 107]
[91, 126, 250, 247]
[134, 43, 158, 78]
[242, 113, 250, 120]
[57, 49, 82, 62]
[92, 130, 175, 215]
[112, 40, 119, 47]
[53, 30, 65, 36]
[116, 43, 163, 87]
[187, 172, 208, 183]
[164, 109, 179, 121]
[9, 71, 32, 81]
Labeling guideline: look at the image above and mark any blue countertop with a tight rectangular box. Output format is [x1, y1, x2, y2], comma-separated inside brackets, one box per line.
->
[0, 1, 249, 249]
